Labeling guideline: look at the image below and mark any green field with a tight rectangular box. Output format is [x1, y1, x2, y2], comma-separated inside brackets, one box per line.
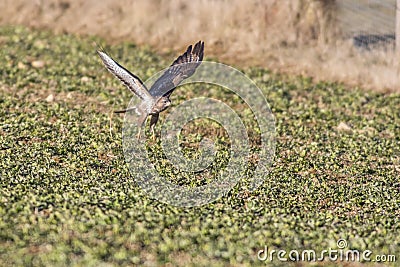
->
[0, 26, 399, 266]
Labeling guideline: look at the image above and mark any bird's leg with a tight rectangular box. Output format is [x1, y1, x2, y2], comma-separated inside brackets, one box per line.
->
[136, 128, 142, 139]
[149, 124, 155, 141]
[149, 114, 159, 141]
[136, 114, 148, 139]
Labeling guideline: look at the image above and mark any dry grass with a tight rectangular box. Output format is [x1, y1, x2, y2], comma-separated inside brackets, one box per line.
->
[1, 0, 399, 92]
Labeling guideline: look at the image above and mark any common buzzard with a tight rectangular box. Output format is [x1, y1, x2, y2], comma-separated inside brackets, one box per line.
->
[97, 41, 204, 138]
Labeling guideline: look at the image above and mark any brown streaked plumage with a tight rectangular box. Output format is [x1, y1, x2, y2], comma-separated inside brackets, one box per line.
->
[97, 41, 204, 138]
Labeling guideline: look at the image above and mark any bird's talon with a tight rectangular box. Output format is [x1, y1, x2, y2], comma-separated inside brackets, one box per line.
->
[136, 129, 142, 139]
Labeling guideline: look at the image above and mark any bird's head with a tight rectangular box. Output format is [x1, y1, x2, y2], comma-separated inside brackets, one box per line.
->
[153, 96, 171, 112]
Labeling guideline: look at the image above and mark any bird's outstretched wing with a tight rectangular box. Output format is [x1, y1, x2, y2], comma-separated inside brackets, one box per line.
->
[97, 50, 152, 101]
[149, 41, 204, 98]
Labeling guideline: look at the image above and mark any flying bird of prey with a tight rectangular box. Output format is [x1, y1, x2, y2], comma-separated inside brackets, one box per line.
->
[97, 41, 204, 138]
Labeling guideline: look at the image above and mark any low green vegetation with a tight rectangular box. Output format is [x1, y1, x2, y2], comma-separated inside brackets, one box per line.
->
[0, 26, 399, 266]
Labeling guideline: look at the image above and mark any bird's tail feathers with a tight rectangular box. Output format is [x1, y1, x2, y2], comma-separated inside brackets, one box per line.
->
[114, 107, 138, 114]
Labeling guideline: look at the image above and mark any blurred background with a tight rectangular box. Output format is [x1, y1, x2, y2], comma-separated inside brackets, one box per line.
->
[1, 0, 399, 92]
